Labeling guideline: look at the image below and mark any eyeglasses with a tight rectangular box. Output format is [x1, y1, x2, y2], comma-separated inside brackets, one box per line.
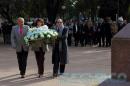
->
[57, 22, 63, 23]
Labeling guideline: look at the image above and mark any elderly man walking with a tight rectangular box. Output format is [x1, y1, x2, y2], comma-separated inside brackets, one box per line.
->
[11, 17, 29, 78]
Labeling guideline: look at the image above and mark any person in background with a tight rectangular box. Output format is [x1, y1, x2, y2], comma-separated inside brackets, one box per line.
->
[86, 20, 94, 46]
[118, 17, 126, 31]
[52, 18, 68, 77]
[65, 20, 73, 46]
[111, 21, 118, 37]
[97, 18, 105, 47]
[73, 20, 80, 46]
[11, 17, 29, 78]
[103, 17, 112, 47]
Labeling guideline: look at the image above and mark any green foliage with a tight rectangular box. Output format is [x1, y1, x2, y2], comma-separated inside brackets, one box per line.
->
[99, 0, 130, 18]
[0, 0, 130, 23]
[128, 5, 130, 21]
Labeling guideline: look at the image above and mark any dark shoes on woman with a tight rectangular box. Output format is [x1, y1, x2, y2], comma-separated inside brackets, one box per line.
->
[53, 73, 58, 78]
[38, 74, 43, 78]
[21, 75, 25, 78]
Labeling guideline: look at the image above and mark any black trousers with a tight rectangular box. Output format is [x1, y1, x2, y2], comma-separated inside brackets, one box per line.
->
[53, 63, 65, 75]
[74, 33, 80, 46]
[97, 34, 105, 47]
[105, 34, 112, 47]
[67, 34, 72, 46]
[34, 48, 45, 75]
[16, 49, 28, 75]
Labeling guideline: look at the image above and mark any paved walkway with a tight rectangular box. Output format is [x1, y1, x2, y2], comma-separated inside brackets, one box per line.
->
[0, 44, 130, 86]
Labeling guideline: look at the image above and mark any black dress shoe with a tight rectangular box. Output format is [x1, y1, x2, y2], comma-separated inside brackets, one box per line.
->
[59, 73, 64, 76]
[38, 74, 43, 78]
[53, 73, 58, 78]
[98, 45, 101, 47]
[21, 75, 25, 78]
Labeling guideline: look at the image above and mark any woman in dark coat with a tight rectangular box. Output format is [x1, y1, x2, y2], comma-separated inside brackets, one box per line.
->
[52, 18, 68, 77]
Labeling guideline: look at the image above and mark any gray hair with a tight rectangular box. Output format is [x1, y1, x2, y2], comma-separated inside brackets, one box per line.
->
[17, 17, 24, 22]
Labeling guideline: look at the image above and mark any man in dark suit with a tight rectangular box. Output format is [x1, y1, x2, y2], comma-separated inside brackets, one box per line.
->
[73, 21, 80, 46]
[11, 17, 29, 78]
[103, 17, 112, 47]
[97, 19, 105, 47]
[52, 18, 68, 77]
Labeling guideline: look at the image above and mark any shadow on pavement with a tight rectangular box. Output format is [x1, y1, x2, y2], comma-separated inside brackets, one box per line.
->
[0, 74, 19, 80]
[0, 72, 53, 86]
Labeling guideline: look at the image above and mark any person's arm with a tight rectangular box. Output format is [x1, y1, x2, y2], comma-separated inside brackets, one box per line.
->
[11, 26, 16, 48]
[61, 28, 68, 39]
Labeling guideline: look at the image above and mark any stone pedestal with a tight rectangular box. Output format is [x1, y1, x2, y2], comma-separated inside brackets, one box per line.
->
[112, 23, 130, 81]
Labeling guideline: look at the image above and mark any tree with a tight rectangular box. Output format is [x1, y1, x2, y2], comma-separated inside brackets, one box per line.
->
[28, 0, 46, 18]
[128, 5, 130, 21]
[118, 0, 130, 18]
[46, 0, 65, 24]
[0, 0, 48, 23]
[99, 0, 130, 20]
[84, 0, 99, 19]
[0, 0, 31, 24]
[0, 0, 15, 24]
[0, 0, 129, 24]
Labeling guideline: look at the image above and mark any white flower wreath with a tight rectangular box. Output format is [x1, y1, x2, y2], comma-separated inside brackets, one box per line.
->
[24, 25, 58, 45]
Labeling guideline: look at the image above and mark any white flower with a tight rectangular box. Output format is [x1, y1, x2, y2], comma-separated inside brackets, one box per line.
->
[34, 35, 38, 39]
[24, 26, 59, 45]
[24, 36, 29, 44]
[30, 36, 34, 40]
[25, 40, 28, 43]
[54, 32, 58, 36]
[40, 34, 44, 38]
[24, 37, 28, 41]
[47, 34, 51, 38]
[42, 25, 48, 30]
[29, 27, 36, 32]
[44, 31, 47, 34]
[49, 31, 53, 35]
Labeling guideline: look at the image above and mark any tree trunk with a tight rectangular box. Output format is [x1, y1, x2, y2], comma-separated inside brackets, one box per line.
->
[46, 0, 64, 24]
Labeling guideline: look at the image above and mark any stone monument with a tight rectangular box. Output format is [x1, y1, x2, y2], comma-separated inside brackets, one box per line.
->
[112, 23, 130, 81]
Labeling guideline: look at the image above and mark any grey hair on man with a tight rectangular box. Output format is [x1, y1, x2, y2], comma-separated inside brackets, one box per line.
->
[17, 17, 24, 21]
